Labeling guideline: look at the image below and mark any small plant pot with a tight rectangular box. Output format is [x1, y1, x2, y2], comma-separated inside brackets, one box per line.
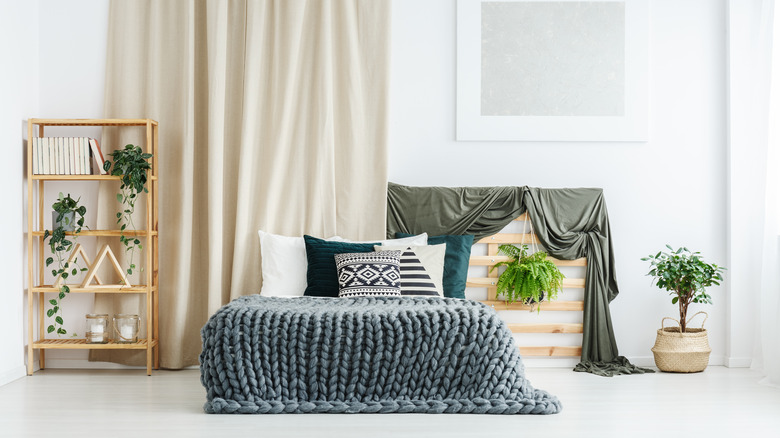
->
[522, 291, 544, 306]
[52, 211, 75, 231]
[651, 312, 711, 373]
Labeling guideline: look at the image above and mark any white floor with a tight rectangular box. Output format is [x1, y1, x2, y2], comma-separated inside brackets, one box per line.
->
[0, 367, 778, 438]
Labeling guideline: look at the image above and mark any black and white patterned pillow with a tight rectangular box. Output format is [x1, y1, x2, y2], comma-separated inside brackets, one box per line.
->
[334, 250, 402, 298]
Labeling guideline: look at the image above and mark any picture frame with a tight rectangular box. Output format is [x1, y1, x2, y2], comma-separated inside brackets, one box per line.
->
[456, 0, 649, 142]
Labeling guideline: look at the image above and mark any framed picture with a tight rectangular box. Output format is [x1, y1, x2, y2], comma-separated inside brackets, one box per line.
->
[456, 0, 649, 141]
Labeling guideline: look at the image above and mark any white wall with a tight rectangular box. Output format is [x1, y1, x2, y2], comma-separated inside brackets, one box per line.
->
[5, 0, 741, 373]
[32, 0, 110, 368]
[0, 0, 39, 385]
[389, 0, 730, 366]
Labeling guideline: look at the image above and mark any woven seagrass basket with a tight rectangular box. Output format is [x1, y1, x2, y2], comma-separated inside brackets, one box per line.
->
[651, 311, 711, 373]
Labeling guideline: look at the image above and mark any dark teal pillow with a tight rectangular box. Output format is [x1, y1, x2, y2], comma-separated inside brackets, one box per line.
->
[396, 232, 474, 299]
[303, 235, 378, 297]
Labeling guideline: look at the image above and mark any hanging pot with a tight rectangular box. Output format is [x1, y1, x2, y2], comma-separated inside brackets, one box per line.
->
[651, 311, 711, 373]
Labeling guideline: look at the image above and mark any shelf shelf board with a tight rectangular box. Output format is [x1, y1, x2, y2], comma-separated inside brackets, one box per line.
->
[32, 230, 157, 237]
[31, 174, 158, 181]
[33, 285, 155, 294]
[32, 338, 158, 350]
[29, 118, 158, 127]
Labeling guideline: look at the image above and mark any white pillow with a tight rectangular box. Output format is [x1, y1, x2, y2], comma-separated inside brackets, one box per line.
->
[377, 243, 446, 297]
[258, 231, 341, 297]
[336, 233, 428, 246]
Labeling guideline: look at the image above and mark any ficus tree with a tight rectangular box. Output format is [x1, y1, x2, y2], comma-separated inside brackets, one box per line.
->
[642, 245, 725, 332]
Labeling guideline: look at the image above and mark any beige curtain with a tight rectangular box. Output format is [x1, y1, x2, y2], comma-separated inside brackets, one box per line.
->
[92, 0, 390, 368]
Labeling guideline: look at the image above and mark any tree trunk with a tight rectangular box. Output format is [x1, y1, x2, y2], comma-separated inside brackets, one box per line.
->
[679, 291, 690, 333]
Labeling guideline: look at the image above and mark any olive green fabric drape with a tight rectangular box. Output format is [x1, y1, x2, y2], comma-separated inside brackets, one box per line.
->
[387, 182, 652, 376]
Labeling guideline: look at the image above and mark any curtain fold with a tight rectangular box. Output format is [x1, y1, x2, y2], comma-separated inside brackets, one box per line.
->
[387, 182, 652, 376]
[755, 0, 780, 387]
[93, 0, 390, 368]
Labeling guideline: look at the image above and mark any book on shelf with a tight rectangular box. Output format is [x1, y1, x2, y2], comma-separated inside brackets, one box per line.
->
[48, 138, 54, 174]
[31, 137, 108, 175]
[89, 138, 108, 174]
[32, 137, 38, 174]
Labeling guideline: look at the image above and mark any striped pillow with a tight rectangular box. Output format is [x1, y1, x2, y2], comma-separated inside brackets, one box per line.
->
[376, 244, 446, 297]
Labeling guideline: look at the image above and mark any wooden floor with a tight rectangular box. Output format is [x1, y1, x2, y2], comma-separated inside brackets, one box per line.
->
[0, 367, 778, 437]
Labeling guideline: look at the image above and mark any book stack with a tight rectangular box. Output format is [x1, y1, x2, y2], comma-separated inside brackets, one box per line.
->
[31, 137, 107, 175]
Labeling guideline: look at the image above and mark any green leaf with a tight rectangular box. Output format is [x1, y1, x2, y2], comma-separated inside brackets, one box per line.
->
[46, 309, 54, 317]
[72, 269, 77, 276]
[47, 325, 55, 333]
[117, 193, 124, 203]
[672, 297, 678, 304]
[49, 299, 57, 305]
[46, 257, 54, 266]
[59, 292, 65, 299]
[55, 316, 63, 324]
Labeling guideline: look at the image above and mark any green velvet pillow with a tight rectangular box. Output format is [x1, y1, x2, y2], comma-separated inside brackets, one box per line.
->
[396, 233, 474, 299]
[303, 235, 378, 297]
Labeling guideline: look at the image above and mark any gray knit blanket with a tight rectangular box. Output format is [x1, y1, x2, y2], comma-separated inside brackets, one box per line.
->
[200, 295, 562, 414]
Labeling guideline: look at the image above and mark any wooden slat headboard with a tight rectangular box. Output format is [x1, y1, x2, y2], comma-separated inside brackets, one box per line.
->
[468, 212, 585, 358]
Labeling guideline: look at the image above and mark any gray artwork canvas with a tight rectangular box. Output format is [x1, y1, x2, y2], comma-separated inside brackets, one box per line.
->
[481, 1, 625, 117]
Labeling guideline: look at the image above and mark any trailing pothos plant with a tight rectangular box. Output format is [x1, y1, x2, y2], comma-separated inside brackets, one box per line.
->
[103, 144, 152, 276]
[489, 244, 565, 311]
[642, 245, 725, 332]
[44, 193, 88, 336]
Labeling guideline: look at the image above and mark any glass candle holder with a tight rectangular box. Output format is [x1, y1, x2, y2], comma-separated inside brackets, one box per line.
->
[85, 314, 109, 344]
[113, 314, 139, 343]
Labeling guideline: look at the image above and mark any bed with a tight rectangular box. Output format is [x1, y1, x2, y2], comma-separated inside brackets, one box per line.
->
[199, 295, 561, 414]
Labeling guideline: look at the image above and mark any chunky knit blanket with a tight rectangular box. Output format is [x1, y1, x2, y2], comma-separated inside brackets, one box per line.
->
[200, 296, 562, 414]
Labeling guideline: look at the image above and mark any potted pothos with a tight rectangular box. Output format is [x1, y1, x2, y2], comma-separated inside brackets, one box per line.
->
[103, 144, 152, 276]
[44, 193, 88, 336]
[642, 245, 725, 372]
[490, 244, 565, 311]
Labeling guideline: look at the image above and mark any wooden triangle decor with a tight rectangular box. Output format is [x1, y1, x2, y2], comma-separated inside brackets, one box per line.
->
[79, 244, 131, 288]
[53, 243, 103, 288]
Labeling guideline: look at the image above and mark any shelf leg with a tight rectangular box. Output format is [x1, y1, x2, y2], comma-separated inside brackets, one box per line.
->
[39, 350, 45, 370]
[27, 347, 33, 376]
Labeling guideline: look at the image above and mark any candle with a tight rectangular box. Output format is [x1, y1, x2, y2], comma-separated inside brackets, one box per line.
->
[89, 324, 104, 343]
[113, 314, 139, 343]
[120, 325, 134, 342]
[85, 314, 109, 344]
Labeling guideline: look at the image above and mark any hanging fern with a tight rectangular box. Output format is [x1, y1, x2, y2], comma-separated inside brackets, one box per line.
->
[489, 244, 565, 311]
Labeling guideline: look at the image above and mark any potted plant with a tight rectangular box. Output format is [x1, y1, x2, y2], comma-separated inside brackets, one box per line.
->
[642, 245, 725, 372]
[490, 244, 565, 311]
[44, 193, 88, 336]
[103, 144, 152, 276]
